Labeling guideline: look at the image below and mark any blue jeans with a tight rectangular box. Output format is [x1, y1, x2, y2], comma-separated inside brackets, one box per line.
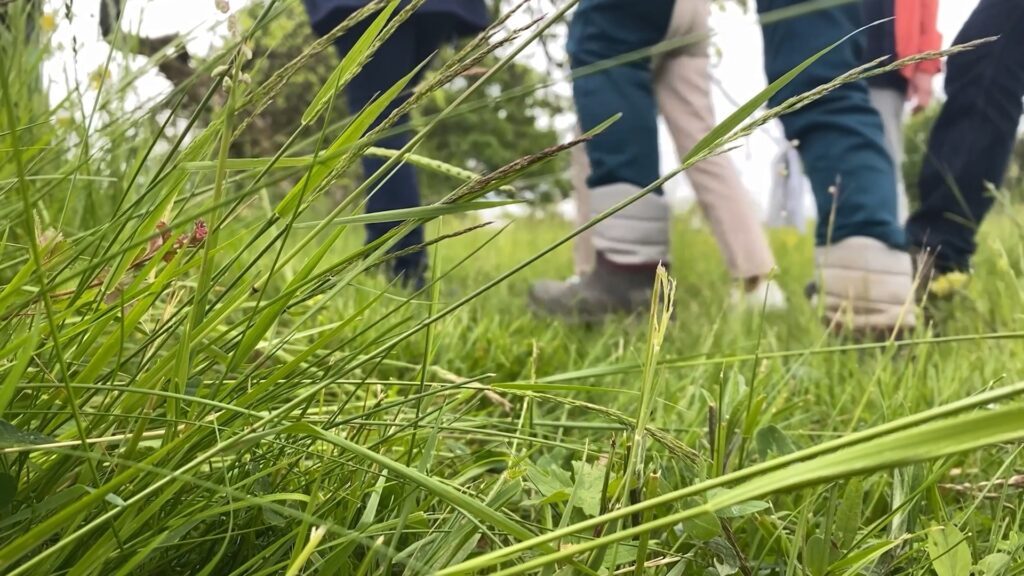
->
[567, 0, 675, 194]
[759, 0, 904, 248]
[335, 17, 454, 277]
[906, 0, 1024, 273]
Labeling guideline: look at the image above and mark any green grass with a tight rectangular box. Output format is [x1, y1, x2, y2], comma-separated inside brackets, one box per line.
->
[2, 0, 1024, 574]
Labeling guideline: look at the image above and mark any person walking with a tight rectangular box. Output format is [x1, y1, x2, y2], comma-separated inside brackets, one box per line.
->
[759, 0, 919, 332]
[531, 0, 917, 332]
[301, 0, 490, 289]
[863, 0, 942, 223]
[563, 0, 786, 312]
[527, 0, 693, 321]
[905, 0, 1024, 290]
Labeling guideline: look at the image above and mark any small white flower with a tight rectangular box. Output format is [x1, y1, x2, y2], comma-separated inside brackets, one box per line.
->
[214, 0, 230, 14]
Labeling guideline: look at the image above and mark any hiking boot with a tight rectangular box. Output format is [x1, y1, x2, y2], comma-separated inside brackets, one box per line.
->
[529, 182, 670, 321]
[379, 257, 426, 292]
[529, 254, 660, 321]
[811, 236, 917, 334]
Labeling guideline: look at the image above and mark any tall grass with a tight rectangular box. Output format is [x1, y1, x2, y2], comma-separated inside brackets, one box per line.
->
[2, 1, 1024, 575]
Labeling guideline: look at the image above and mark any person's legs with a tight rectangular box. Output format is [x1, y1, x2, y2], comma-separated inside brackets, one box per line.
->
[339, 20, 435, 285]
[655, 0, 776, 281]
[868, 85, 910, 223]
[760, 0, 903, 248]
[656, 55, 777, 282]
[657, 52, 787, 310]
[906, 0, 1024, 274]
[759, 0, 915, 331]
[530, 0, 675, 319]
[568, 0, 672, 195]
[569, 135, 596, 277]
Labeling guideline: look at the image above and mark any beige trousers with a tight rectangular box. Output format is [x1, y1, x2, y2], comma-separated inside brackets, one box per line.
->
[572, 0, 776, 280]
[868, 86, 911, 223]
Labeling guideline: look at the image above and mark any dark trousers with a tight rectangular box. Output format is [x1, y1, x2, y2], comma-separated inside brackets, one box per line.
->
[567, 0, 675, 195]
[759, 0, 904, 248]
[336, 17, 453, 276]
[906, 0, 1024, 273]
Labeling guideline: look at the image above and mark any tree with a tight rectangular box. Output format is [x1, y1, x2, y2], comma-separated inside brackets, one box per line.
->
[232, 0, 571, 202]
[412, 53, 570, 203]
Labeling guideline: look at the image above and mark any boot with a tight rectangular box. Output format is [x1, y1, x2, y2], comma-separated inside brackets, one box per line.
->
[390, 256, 427, 292]
[529, 254, 660, 321]
[529, 183, 670, 321]
[812, 236, 917, 333]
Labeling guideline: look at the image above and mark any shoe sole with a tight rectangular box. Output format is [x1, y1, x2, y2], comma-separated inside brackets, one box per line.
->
[814, 293, 917, 336]
[527, 289, 652, 326]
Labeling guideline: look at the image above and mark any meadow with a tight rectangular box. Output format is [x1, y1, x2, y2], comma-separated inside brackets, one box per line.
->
[1, 0, 1024, 574]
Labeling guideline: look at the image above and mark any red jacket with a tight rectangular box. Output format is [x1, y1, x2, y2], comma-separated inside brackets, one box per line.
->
[894, 0, 943, 80]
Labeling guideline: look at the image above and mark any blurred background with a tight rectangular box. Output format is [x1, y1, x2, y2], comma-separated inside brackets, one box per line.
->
[41, 0, 1011, 221]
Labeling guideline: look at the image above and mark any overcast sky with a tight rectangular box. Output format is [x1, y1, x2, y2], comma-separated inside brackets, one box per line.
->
[44, 0, 982, 212]
[691, 0, 980, 213]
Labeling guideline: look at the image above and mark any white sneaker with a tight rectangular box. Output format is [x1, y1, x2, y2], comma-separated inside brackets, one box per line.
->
[731, 278, 788, 312]
[813, 236, 917, 333]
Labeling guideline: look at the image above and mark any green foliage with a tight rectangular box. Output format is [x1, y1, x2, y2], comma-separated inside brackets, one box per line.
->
[0, 0, 51, 239]
[414, 55, 571, 203]
[234, 0, 570, 203]
[926, 524, 972, 576]
[234, 1, 338, 157]
[2, 1, 1024, 575]
[1002, 131, 1024, 195]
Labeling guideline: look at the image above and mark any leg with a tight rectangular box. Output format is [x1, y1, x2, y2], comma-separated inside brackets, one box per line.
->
[868, 86, 910, 222]
[569, 0, 675, 278]
[759, 0, 915, 332]
[530, 0, 675, 319]
[340, 20, 433, 283]
[759, 0, 903, 249]
[655, 52, 777, 281]
[569, 132, 596, 277]
[906, 0, 1024, 273]
[568, 0, 672, 195]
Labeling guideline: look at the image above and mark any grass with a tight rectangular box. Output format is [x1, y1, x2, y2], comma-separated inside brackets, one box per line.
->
[2, 0, 1024, 574]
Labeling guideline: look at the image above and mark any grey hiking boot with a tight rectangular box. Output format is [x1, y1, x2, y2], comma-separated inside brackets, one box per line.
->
[529, 255, 660, 321]
[529, 182, 671, 321]
[811, 236, 917, 334]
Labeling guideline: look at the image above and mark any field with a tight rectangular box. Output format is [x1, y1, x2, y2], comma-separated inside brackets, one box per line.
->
[2, 1, 1024, 574]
